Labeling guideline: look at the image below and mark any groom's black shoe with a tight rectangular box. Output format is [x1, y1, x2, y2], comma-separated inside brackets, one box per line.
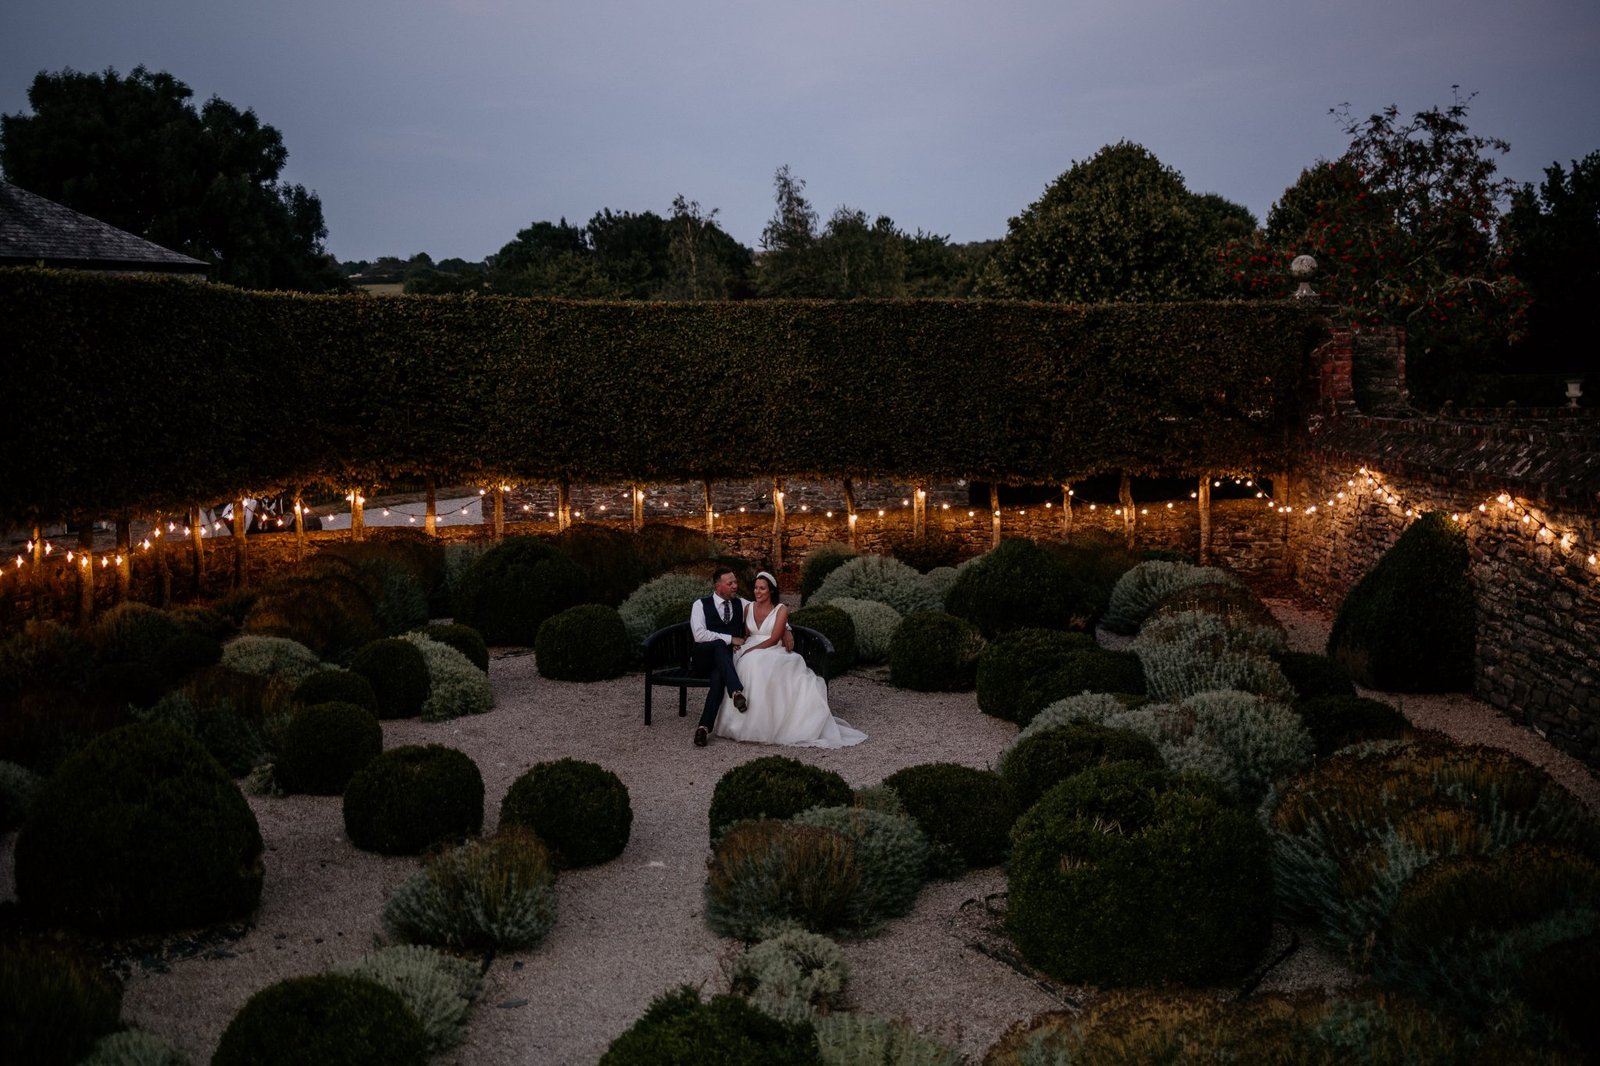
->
[693, 726, 709, 747]
[732, 691, 748, 713]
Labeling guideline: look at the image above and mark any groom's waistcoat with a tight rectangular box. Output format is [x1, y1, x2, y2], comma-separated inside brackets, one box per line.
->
[699, 595, 746, 639]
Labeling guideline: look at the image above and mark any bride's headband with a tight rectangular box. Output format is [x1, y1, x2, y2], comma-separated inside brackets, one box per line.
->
[755, 571, 777, 587]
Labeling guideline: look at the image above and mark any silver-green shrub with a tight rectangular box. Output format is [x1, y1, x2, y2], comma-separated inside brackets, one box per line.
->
[400, 632, 493, 721]
[1134, 609, 1293, 703]
[220, 635, 323, 685]
[1101, 561, 1240, 634]
[1179, 690, 1312, 805]
[922, 566, 960, 608]
[729, 927, 849, 1023]
[793, 805, 930, 927]
[619, 571, 710, 645]
[0, 759, 41, 826]
[1013, 693, 1131, 747]
[80, 1030, 189, 1066]
[1029, 693, 1241, 799]
[382, 829, 557, 951]
[442, 541, 491, 607]
[852, 784, 908, 818]
[814, 1013, 963, 1066]
[811, 556, 944, 616]
[340, 944, 481, 1052]
[826, 598, 903, 663]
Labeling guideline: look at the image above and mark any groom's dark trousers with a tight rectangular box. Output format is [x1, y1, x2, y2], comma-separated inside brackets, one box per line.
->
[692, 594, 745, 731]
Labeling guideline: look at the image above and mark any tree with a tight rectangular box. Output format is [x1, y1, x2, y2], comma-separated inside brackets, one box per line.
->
[0, 66, 345, 291]
[757, 165, 822, 296]
[485, 218, 611, 297]
[1504, 151, 1600, 373]
[1224, 93, 1530, 403]
[663, 195, 753, 299]
[978, 141, 1243, 302]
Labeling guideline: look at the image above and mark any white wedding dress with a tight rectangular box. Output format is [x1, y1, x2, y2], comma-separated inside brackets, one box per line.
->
[715, 603, 866, 748]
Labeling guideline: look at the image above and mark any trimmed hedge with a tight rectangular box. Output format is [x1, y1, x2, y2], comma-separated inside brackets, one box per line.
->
[999, 721, 1162, 809]
[0, 269, 1321, 525]
[343, 744, 484, 855]
[348, 637, 430, 719]
[1329, 511, 1475, 692]
[420, 623, 489, 673]
[499, 758, 633, 868]
[1295, 694, 1410, 757]
[881, 762, 1018, 871]
[293, 669, 379, 713]
[946, 538, 1088, 637]
[534, 604, 632, 682]
[788, 604, 857, 677]
[212, 973, 428, 1066]
[599, 985, 819, 1066]
[708, 755, 853, 844]
[452, 537, 587, 647]
[887, 612, 983, 691]
[274, 701, 383, 795]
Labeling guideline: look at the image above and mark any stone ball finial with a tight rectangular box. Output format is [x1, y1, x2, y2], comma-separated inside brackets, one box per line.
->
[1290, 254, 1318, 299]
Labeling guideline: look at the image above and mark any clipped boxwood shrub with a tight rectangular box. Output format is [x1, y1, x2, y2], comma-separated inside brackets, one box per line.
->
[292, 668, 379, 713]
[1274, 650, 1357, 701]
[170, 604, 235, 641]
[976, 628, 1097, 723]
[619, 571, 714, 645]
[945, 538, 1087, 637]
[599, 985, 820, 1066]
[1007, 762, 1274, 986]
[1329, 511, 1475, 692]
[534, 604, 632, 682]
[275, 701, 383, 795]
[881, 762, 1018, 871]
[212, 972, 427, 1066]
[87, 660, 165, 709]
[348, 637, 430, 719]
[0, 939, 122, 1066]
[824, 597, 902, 663]
[400, 632, 493, 721]
[704, 820, 860, 940]
[91, 602, 181, 668]
[343, 744, 483, 855]
[137, 665, 294, 778]
[1295, 694, 1410, 757]
[551, 523, 650, 607]
[810, 555, 943, 616]
[382, 828, 557, 951]
[500, 758, 633, 868]
[13, 721, 264, 934]
[0, 759, 40, 833]
[154, 630, 223, 685]
[452, 536, 587, 646]
[800, 543, 857, 604]
[887, 612, 983, 692]
[708, 755, 853, 843]
[792, 804, 930, 928]
[420, 622, 489, 673]
[242, 572, 381, 660]
[788, 604, 857, 678]
[1000, 721, 1162, 810]
[0, 683, 130, 774]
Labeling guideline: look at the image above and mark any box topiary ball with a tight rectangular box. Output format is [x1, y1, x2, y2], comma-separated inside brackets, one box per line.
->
[154, 630, 223, 686]
[274, 701, 382, 795]
[946, 538, 1086, 637]
[90, 602, 182, 668]
[452, 536, 588, 646]
[534, 604, 632, 682]
[888, 612, 983, 692]
[1328, 511, 1474, 692]
[1000, 721, 1162, 810]
[1273, 650, 1357, 701]
[599, 985, 820, 1066]
[708, 755, 854, 844]
[212, 972, 428, 1066]
[0, 939, 122, 1066]
[789, 604, 858, 677]
[348, 637, 430, 719]
[800, 544, 857, 604]
[881, 762, 1019, 871]
[1293, 694, 1410, 757]
[12, 721, 264, 934]
[976, 628, 1097, 723]
[292, 668, 379, 714]
[343, 744, 483, 855]
[420, 623, 489, 673]
[1007, 762, 1274, 986]
[500, 758, 633, 868]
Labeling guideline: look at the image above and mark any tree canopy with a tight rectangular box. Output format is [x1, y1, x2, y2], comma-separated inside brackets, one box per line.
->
[0, 65, 345, 292]
[977, 141, 1252, 302]
[1504, 151, 1600, 374]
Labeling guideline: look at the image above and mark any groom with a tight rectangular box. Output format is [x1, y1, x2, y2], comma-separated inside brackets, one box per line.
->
[688, 566, 749, 747]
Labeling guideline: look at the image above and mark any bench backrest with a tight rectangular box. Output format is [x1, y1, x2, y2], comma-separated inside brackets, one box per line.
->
[642, 621, 835, 679]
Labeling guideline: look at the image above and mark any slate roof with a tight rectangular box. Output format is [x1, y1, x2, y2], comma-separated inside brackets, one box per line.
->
[0, 181, 208, 275]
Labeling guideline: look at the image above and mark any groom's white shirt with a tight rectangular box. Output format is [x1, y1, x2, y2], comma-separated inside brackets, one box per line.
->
[690, 594, 749, 645]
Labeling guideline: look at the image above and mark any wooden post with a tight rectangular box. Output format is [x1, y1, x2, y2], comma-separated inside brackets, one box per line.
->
[232, 496, 248, 587]
[990, 483, 1002, 548]
[1061, 484, 1074, 539]
[31, 525, 43, 567]
[703, 481, 715, 535]
[77, 522, 95, 625]
[557, 479, 573, 531]
[350, 488, 367, 542]
[154, 512, 172, 607]
[913, 481, 927, 544]
[1120, 475, 1136, 551]
[772, 477, 786, 570]
[1198, 476, 1212, 565]
[424, 477, 437, 536]
[292, 491, 307, 560]
[190, 505, 206, 595]
[842, 479, 858, 550]
[491, 486, 505, 539]
[631, 484, 645, 533]
[115, 517, 131, 602]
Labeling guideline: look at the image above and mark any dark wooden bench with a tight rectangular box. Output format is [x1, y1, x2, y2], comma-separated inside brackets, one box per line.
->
[641, 621, 835, 725]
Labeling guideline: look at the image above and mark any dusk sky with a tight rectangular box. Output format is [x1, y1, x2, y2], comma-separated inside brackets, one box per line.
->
[4, 1, 1598, 264]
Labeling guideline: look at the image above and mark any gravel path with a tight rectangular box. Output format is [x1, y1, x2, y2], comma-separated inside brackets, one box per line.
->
[2, 595, 1595, 1064]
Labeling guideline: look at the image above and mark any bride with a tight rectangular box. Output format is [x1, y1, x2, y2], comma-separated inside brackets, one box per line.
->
[715, 571, 866, 748]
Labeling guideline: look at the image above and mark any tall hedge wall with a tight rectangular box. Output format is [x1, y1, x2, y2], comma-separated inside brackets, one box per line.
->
[0, 268, 1324, 524]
